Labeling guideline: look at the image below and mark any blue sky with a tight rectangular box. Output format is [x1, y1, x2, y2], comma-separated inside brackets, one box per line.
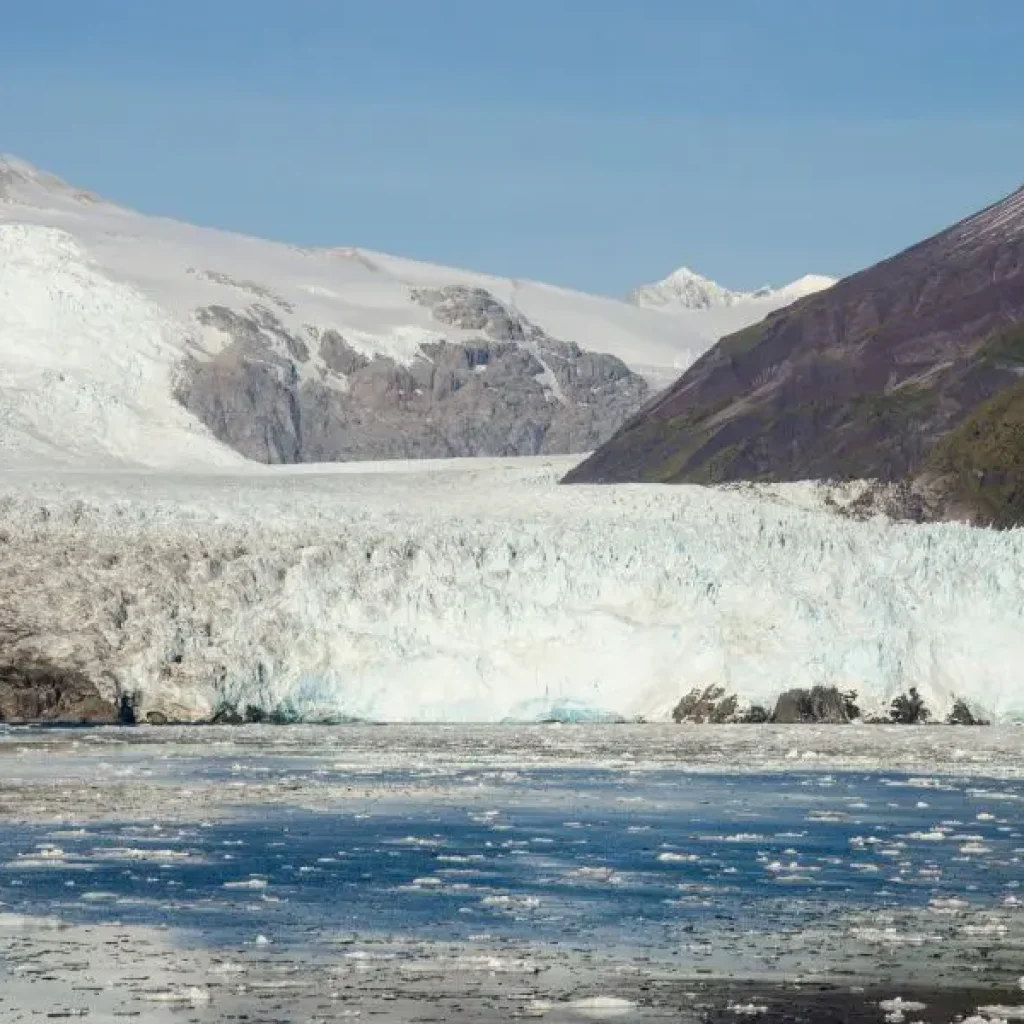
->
[2, 0, 1023, 295]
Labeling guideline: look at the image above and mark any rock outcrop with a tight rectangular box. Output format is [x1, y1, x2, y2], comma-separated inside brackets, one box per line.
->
[564, 182, 1024, 526]
[177, 287, 649, 463]
[946, 698, 989, 726]
[671, 685, 739, 724]
[0, 659, 118, 724]
[771, 686, 858, 724]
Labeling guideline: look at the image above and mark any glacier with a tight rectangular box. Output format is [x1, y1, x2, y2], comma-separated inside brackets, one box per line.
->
[1, 159, 1021, 726]
[2, 456, 1023, 724]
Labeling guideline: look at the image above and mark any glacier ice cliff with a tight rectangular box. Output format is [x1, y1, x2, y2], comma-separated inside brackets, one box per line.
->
[1, 457, 1023, 723]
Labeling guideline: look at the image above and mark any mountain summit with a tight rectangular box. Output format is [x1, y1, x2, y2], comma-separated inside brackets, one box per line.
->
[567, 183, 1024, 525]
[628, 266, 834, 311]
[0, 154, 103, 205]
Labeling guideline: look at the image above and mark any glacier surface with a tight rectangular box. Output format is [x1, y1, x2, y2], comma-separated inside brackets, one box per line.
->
[2, 456, 1023, 723]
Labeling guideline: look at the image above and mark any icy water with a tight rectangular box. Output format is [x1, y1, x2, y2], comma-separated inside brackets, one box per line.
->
[2, 725, 1024, 1022]
[4, 768, 1024, 956]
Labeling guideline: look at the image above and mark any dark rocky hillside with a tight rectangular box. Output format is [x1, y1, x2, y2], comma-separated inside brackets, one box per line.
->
[565, 184, 1024, 524]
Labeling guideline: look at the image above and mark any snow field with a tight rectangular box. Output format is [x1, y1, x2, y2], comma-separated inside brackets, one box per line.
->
[0, 160, 834, 467]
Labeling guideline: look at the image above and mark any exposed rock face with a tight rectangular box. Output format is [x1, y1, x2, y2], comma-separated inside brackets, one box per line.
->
[564, 184, 1024, 524]
[671, 685, 739, 724]
[176, 286, 649, 463]
[0, 659, 118, 724]
[771, 686, 856, 725]
[946, 698, 989, 726]
[889, 687, 931, 725]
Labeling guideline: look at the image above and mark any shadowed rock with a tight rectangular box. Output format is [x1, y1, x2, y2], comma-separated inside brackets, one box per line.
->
[177, 289, 648, 463]
[947, 698, 989, 726]
[0, 659, 118, 723]
[772, 686, 855, 724]
[319, 330, 369, 376]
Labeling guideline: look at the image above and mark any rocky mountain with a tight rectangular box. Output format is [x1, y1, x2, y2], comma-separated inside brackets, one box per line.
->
[628, 265, 835, 312]
[175, 285, 648, 462]
[566, 182, 1024, 526]
[0, 155, 804, 469]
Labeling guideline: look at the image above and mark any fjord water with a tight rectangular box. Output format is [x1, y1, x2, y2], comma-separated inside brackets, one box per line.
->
[4, 771, 1022, 952]
[2, 724, 1024, 1005]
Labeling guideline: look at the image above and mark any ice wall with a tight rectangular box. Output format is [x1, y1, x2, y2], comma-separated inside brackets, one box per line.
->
[2, 460, 1023, 723]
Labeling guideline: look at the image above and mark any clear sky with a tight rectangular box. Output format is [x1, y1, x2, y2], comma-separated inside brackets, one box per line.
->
[2, 0, 1023, 296]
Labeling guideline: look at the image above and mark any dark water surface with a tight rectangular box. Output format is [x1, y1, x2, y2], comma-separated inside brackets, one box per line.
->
[3, 728, 1024, 1021]
[2, 767, 1021, 960]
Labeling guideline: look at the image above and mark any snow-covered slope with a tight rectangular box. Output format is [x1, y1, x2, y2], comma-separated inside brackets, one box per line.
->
[629, 265, 836, 313]
[3, 457, 1023, 724]
[0, 224, 245, 468]
[0, 156, 688, 372]
[0, 155, 818, 468]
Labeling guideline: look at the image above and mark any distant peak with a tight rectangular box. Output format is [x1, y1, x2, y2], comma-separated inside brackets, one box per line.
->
[0, 154, 43, 175]
[0, 154, 103, 205]
[662, 266, 714, 285]
[628, 265, 836, 311]
[628, 266, 738, 311]
[773, 273, 838, 298]
[0, 154, 67, 188]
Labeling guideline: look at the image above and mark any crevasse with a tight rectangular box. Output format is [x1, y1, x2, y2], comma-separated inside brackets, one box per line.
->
[2, 459, 1022, 723]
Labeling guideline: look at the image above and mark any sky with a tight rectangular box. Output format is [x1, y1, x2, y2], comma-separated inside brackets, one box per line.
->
[2, 0, 1024, 296]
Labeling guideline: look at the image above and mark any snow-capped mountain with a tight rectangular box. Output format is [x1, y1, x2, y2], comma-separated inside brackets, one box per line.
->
[629, 265, 835, 311]
[0, 155, 808, 469]
[2, 156, 1019, 726]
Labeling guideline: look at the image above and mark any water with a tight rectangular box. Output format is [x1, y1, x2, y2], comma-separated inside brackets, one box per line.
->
[2, 761, 1021, 962]
[5, 726, 1024, 1022]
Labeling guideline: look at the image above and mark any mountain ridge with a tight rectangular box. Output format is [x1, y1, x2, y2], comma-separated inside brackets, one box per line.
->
[565, 180, 1024, 526]
[0, 155, 803, 468]
[628, 265, 835, 311]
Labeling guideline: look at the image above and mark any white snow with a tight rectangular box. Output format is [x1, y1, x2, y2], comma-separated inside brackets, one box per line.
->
[0, 154, 795, 467]
[627, 264, 835, 313]
[3, 456, 1024, 724]
[567, 996, 636, 1017]
[144, 987, 211, 1005]
[0, 224, 244, 468]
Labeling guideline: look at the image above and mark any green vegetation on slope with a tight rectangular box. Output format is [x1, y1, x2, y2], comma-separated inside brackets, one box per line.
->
[928, 376, 1024, 527]
[717, 321, 765, 357]
[980, 323, 1024, 367]
[848, 385, 939, 427]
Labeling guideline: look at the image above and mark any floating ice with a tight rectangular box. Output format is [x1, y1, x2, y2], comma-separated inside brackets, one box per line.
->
[145, 986, 211, 1005]
[567, 996, 636, 1017]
